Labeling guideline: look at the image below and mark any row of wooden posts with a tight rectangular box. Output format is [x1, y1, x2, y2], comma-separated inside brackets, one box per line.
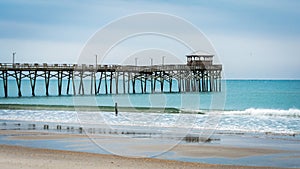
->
[1, 122, 208, 142]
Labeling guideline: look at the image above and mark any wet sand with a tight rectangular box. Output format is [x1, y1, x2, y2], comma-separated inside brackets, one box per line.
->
[0, 144, 286, 169]
[0, 130, 292, 168]
[1, 130, 287, 158]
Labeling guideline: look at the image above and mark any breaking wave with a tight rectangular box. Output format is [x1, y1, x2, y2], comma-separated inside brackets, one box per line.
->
[221, 108, 300, 118]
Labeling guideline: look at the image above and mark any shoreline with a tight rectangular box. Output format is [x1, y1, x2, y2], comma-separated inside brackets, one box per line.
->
[0, 103, 183, 113]
[1, 103, 299, 113]
[1, 103, 300, 168]
[0, 144, 286, 169]
[0, 107, 299, 138]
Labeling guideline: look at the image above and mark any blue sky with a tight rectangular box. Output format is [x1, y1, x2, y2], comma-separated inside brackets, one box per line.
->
[0, 0, 299, 79]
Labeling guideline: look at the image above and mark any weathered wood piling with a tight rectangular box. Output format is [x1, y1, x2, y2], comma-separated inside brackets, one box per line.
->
[0, 52, 222, 97]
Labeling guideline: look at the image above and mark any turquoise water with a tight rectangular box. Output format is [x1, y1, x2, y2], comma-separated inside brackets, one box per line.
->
[0, 79, 300, 166]
[225, 80, 300, 110]
[0, 80, 299, 110]
[0, 80, 299, 135]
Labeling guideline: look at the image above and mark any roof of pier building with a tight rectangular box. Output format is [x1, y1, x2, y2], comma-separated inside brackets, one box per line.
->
[186, 51, 214, 66]
[186, 51, 214, 58]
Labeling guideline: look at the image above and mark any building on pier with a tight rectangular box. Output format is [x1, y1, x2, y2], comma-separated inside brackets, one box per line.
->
[186, 51, 214, 66]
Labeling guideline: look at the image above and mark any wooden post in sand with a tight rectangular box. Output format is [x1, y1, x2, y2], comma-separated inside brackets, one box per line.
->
[115, 102, 118, 116]
[44, 125, 49, 130]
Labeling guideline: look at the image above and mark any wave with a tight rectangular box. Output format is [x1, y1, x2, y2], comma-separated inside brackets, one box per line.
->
[221, 108, 300, 118]
[0, 104, 180, 113]
[1, 108, 300, 136]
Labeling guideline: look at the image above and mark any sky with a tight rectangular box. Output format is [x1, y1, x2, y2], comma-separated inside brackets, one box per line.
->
[0, 0, 299, 79]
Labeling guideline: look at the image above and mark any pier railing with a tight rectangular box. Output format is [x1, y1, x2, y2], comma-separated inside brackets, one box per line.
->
[0, 63, 222, 71]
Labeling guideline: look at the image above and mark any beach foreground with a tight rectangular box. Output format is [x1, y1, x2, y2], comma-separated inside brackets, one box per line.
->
[0, 144, 286, 169]
[0, 130, 293, 169]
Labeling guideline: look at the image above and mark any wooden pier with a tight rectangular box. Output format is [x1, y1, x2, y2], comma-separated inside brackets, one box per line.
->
[0, 52, 222, 97]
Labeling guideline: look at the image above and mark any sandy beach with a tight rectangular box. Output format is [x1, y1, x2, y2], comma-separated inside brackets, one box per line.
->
[0, 144, 287, 169]
[0, 130, 293, 169]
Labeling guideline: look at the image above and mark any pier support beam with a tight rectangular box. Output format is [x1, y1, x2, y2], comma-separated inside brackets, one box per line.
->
[79, 71, 84, 95]
[90, 72, 93, 95]
[97, 72, 103, 94]
[104, 72, 108, 94]
[153, 72, 157, 92]
[169, 76, 172, 93]
[140, 76, 144, 94]
[160, 72, 164, 93]
[151, 74, 154, 93]
[93, 71, 97, 95]
[144, 75, 147, 93]
[29, 70, 37, 96]
[127, 73, 131, 94]
[58, 71, 63, 96]
[45, 71, 50, 96]
[1, 70, 8, 97]
[72, 71, 76, 95]
[110, 72, 113, 94]
[132, 74, 136, 94]
[66, 71, 71, 95]
[15, 71, 22, 97]
[122, 72, 126, 94]
[115, 72, 119, 94]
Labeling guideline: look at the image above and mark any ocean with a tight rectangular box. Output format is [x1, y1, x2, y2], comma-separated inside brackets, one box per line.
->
[0, 79, 300, 167]
[0, 80, 299, 136]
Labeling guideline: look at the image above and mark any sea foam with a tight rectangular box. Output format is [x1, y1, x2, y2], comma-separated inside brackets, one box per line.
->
[221, 108, 300, 118]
